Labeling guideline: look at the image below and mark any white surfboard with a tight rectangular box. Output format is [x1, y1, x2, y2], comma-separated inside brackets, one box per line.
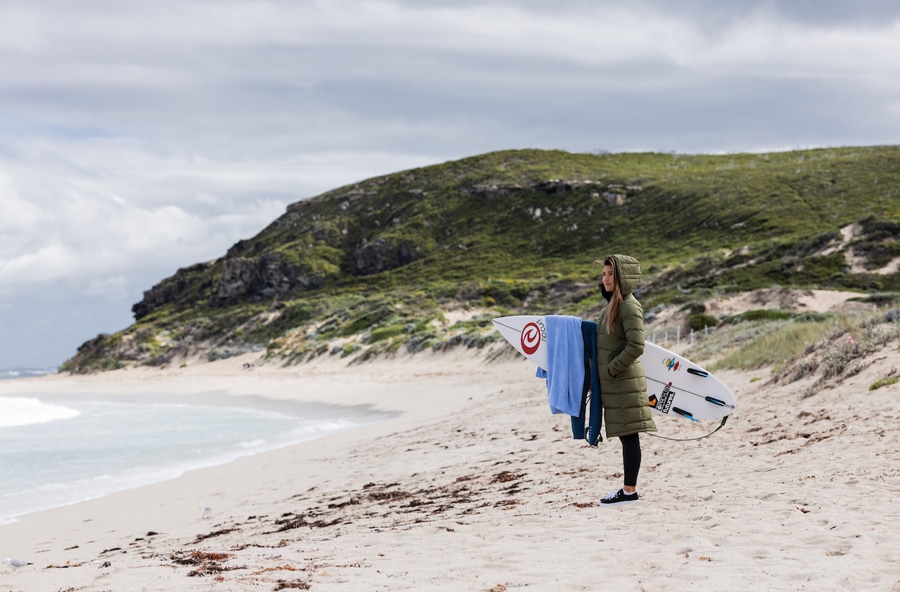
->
[640, 341, 736, 421]
[492, 315, 736, 422]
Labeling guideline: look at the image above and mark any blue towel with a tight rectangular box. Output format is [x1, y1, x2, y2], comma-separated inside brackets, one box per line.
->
[537, 315, 584, 416]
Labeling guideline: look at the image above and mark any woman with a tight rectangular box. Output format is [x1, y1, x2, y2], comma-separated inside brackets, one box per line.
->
[596, 254, 656, 506]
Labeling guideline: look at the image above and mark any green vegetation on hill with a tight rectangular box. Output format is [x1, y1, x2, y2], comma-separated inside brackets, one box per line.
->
[61, 146, 900, 373]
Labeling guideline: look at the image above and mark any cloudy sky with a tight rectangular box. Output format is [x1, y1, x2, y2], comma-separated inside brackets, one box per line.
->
[2, 0, 899, 368]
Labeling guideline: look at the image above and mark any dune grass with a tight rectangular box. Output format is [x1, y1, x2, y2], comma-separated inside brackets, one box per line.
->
[696, 314, 857, 372]
[687, 306, 900, 398]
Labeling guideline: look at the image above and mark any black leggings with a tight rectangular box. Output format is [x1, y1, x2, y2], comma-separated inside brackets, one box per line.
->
[620, 433, 642, 488]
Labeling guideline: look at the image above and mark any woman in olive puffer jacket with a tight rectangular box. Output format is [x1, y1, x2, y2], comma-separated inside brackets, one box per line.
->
[596, 254, 656, 506]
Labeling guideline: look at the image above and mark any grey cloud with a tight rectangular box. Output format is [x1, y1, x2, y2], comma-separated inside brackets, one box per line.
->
[386, 0, 900, 27]
[669, 0, 900, 26]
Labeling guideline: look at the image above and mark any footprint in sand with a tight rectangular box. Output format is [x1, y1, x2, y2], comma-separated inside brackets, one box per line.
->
[825, 543, 852, 557]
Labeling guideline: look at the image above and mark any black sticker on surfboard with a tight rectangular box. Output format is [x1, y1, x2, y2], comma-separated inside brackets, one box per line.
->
[649, 382, 676, 414]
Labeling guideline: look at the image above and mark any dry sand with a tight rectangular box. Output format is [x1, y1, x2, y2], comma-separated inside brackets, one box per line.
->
[1, 341, 899, 591]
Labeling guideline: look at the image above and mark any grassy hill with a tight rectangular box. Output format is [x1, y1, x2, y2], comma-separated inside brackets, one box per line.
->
[61, 146, 900, 373]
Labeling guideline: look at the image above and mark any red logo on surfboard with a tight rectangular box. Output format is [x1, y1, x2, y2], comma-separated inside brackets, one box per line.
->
[520, 322, 542, 355]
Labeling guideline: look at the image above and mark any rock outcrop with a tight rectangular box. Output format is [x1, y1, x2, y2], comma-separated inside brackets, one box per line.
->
[212, 254, 324, 306]
[132, 262, 214, 320]
[350, 238, 420, 276]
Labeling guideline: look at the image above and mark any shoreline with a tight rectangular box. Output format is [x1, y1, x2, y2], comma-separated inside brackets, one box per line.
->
[2, 348, 900, 591]
[0, 348, 509, 514]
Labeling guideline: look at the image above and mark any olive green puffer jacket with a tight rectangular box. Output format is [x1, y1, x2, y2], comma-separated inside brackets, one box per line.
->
[596, 254, 657, 438]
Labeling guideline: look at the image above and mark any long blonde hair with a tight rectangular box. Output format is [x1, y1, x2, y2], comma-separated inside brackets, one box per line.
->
[603, 256, 623, 335]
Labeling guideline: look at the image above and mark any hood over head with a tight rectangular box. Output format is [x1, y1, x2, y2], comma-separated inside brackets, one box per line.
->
[601, 254, 641, 299]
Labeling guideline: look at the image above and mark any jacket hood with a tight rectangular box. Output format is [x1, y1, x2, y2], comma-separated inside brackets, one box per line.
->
[606, 254, 641, 297]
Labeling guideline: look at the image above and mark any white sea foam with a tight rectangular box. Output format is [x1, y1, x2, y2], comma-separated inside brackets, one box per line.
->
[0, 397, 81, 428]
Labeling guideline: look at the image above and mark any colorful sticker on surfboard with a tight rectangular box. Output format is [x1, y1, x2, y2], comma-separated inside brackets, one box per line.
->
[664, 357, 681, 372]
[520, 320, 545, 355]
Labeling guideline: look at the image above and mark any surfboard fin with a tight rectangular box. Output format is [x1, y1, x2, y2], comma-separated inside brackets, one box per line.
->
[686, 368, 709, 378]
[672, 407, 699, 422]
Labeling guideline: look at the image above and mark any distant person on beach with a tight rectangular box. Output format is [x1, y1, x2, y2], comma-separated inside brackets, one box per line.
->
[596, 254, 657, 506]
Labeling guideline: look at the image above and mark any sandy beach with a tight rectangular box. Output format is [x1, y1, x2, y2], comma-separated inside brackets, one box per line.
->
[1, 342, 899, 591]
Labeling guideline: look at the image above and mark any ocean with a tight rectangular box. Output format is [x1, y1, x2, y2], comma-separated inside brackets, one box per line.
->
[0, 367, 58, 381]
[0, 382, 391, 524]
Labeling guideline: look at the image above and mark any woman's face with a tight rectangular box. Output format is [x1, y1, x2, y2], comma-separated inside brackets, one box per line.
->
[602, 264, 615, 293]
